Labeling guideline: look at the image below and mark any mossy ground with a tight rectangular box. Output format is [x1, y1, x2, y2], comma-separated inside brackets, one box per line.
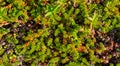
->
[0, 0, 120, 66]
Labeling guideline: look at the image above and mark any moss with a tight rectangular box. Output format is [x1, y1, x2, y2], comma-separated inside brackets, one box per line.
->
[0, 0, 120, 66]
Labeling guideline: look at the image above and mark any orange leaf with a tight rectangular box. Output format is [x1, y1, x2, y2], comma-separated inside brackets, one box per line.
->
[78, 46, 87, 52]
[23, 42, 30, 47]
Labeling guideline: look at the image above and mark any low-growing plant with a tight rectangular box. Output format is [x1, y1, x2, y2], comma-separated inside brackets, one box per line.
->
[0, 0, 120, 66]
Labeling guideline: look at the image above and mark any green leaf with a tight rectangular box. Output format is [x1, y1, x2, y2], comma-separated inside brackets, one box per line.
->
[0, 45, 4, 55]
[39, 54, 46, 62]
[45, 12, 52, 17]
[54, 37, 60, 47]
[47, 38, 53, 46]
[53, 5, 61, 14]
[49, 57, 60, 63]
[29, 44, 36, 54]
[82, 58, 90, 66]
[68, 7, 74, 17]
[0, 28, 10, 40]
[54, 29, 60, 36]
[54, 14, 61, 21]
[0, 7, 7, 16]
[58, 24, 64, 31]
[3, 54, 9, 62]
[20, 47, 27, 54]
[6, 35, 18, 44]
[74, 9, 80, 15]
[66, 62, 80, 66]
[61, 57, 69, 63]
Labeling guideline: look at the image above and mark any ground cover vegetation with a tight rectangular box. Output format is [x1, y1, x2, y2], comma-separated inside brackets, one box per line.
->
[0, 0, 120, 66]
